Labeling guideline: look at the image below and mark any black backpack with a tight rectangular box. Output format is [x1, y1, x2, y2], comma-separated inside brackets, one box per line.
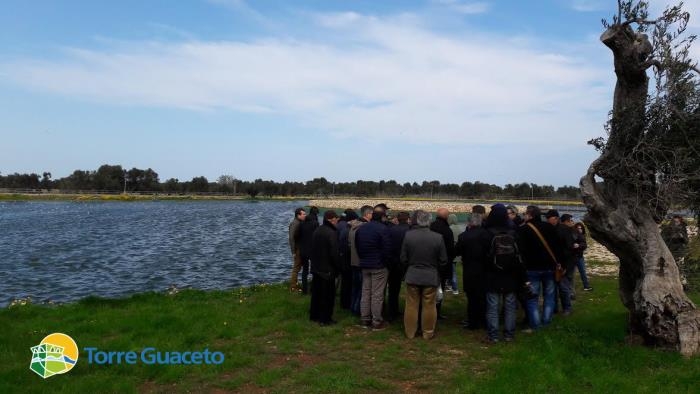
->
[489, 230, 521, 271]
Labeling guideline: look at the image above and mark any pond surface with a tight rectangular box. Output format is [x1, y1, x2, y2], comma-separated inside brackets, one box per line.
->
[0, 201, 305, 304]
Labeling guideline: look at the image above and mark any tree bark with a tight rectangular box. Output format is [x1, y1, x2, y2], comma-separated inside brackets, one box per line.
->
[581, 24, 700, 356]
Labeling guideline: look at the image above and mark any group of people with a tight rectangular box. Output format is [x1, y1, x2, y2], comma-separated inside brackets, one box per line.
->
[288, 203, 592, 342]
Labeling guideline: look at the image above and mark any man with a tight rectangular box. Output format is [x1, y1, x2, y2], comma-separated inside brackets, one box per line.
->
[337, 209, 358, 309]
[517, 206, 562, 330]
[356, 206, 392, 330]
[455, 213, 490, 330]
[430, 208, 455, 320]
[554, 213, 578, 315]
[348, 205, 373, 315]
[309, 210, 342, 326]
[387, 211, 410, 321]
[298, 206, 320, 294]
[401, 210, 447, 339]
[506, 205, 524, 227]
[288, 207, 306, 292]
[483, 204, 526, 342]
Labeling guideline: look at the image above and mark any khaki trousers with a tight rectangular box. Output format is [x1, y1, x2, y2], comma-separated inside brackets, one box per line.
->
[404, 285, 437, 339]
[289, 248, 302, 290]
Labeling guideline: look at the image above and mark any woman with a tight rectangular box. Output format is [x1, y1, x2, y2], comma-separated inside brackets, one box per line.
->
[574, 222, 592, 291]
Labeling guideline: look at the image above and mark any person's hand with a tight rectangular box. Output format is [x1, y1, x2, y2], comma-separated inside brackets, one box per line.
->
[573, 243, 580, 249]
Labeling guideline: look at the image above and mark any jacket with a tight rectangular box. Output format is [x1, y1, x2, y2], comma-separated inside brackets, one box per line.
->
[311, 221, 341, 280]
[348, 219, 367, 268]
[430, 217, 456, 262]
[288, 217, 302, 253]
[356, 219, 391, 269]
[299, 213, 319, 258]
[483, 226, 526, 293]
[556, 223, 578, 267]
[455, 226, 491, 285]
[401, 227, 447, 287]
[516, 220, 562, 271]
[388, 223, 410, 270]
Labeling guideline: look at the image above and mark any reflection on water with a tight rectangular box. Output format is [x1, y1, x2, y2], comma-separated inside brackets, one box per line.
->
[0, 200, 306, 303]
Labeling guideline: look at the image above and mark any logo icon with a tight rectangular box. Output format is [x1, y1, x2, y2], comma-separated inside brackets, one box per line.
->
[30, 333, 79, 379]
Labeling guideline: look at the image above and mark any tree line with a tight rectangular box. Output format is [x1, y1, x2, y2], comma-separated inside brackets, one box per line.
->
[0, 164, 581, 200]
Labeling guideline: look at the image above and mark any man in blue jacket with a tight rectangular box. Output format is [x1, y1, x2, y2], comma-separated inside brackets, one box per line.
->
[356, 206, 392, 330]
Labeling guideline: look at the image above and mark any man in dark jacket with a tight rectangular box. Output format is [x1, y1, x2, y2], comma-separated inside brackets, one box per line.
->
[387, 211, 410, 321]
[289, 207, 307, 292]
[555, 213, 578, 314]
[430, 208, 455, 319]
[455, 213, 490, 329]
[517, 206, 562, 330]
[356, 206, 392, 330]
[401, 210, 447, 339]
[483, 204, 526, 342]
[337, 209, 358, 309]
[298, 206, 320, 294]
[309, 210, 342, 326]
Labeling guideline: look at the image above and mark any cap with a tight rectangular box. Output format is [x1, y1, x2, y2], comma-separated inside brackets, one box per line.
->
[374, 203, 390, 211]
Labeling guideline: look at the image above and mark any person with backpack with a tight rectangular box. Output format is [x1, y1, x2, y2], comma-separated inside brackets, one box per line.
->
[483, 204, 526, 342]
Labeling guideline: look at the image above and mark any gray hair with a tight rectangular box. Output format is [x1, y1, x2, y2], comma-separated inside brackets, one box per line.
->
[469, 213, 483, 228]
[415, 210, 432, 227]
[360, 205, 374, 217]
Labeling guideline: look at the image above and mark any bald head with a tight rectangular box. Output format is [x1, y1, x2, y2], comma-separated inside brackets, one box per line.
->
[437, 208, 449, 219]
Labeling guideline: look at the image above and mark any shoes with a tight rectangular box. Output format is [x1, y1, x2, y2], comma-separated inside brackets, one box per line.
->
[452, 290, 460, 295]
[372, 321, 389, 331]
[482, 337, 499, 344]
[583, 287, 593, 291]
[319, 320, 337, 327]
[521, 328, 534, 334]
[357, 321, 372, 329]
[504, 337, 514, 342]
[437, 314, 447, 321]
[562, 310, 572, 317]
[445, 286, 453, 292]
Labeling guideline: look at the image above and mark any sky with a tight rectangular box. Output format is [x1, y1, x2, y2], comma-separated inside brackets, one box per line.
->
[1, 0, 698, 187]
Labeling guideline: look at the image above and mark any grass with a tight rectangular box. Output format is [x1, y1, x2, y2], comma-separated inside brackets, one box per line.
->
[2, 277, 700, 393]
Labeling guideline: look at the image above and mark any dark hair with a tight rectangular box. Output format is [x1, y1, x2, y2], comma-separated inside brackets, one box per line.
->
[397, 211, 410, 223]
[575, 222, 586, 234]
[309, 206, 319, 215]
[294, 207, 306, 217]
[526, 205, 542, 222]
[472, 205, 486, 214]
[560, 214, 573, 223]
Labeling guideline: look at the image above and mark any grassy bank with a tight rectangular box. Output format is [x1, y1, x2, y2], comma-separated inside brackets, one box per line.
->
[2, 277, 699, 393]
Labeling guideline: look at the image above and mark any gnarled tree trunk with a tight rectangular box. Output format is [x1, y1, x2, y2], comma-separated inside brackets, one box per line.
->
[581, 24, 700, 356]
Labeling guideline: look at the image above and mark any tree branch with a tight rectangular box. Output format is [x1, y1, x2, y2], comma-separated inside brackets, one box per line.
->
[621, 17, 661, 28]
[642, 59, 662, 71]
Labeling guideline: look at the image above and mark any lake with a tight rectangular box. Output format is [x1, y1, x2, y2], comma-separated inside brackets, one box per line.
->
[0, 200, 590, 305]
[0, 200, 305, 304]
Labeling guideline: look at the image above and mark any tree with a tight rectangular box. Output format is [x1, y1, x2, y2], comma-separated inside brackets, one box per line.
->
[580, 1, 700, 355]
[189, 176, 209, 193]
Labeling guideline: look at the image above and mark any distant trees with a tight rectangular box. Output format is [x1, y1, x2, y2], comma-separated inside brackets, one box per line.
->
[0, 164, 582, 200]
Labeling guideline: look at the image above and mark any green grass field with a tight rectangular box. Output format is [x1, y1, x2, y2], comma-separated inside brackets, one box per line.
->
[2, 276, 699, 393]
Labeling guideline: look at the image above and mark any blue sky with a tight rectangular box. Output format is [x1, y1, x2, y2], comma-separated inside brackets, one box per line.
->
[1, 0, 698, 186]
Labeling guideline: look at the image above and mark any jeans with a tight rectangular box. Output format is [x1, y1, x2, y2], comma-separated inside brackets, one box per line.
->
[351, 267, 363, 315]
[526, 270, 555, 329]
[486, 292, 517, 340]
[576, 256, 591, 288]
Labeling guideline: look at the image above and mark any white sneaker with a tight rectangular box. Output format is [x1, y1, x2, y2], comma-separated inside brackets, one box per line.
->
[452, 290, 459, 295]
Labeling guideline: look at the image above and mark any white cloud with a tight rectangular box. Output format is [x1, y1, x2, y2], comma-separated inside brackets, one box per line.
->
[431, 0, 490, 14]
[0, 12, 612, 146]
[570, 0, 607, 12]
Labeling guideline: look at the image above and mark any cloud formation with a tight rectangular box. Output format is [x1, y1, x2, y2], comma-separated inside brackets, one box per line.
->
[2, 12, 611, 146]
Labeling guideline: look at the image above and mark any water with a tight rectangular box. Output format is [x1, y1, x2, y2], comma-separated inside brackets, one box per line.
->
[0, 200, 306, 304]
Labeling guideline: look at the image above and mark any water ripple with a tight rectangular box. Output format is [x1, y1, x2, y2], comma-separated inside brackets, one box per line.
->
[0, 200, 305, 303]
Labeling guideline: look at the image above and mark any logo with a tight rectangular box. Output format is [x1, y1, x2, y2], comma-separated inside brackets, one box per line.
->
[30, 333, 79, 379]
